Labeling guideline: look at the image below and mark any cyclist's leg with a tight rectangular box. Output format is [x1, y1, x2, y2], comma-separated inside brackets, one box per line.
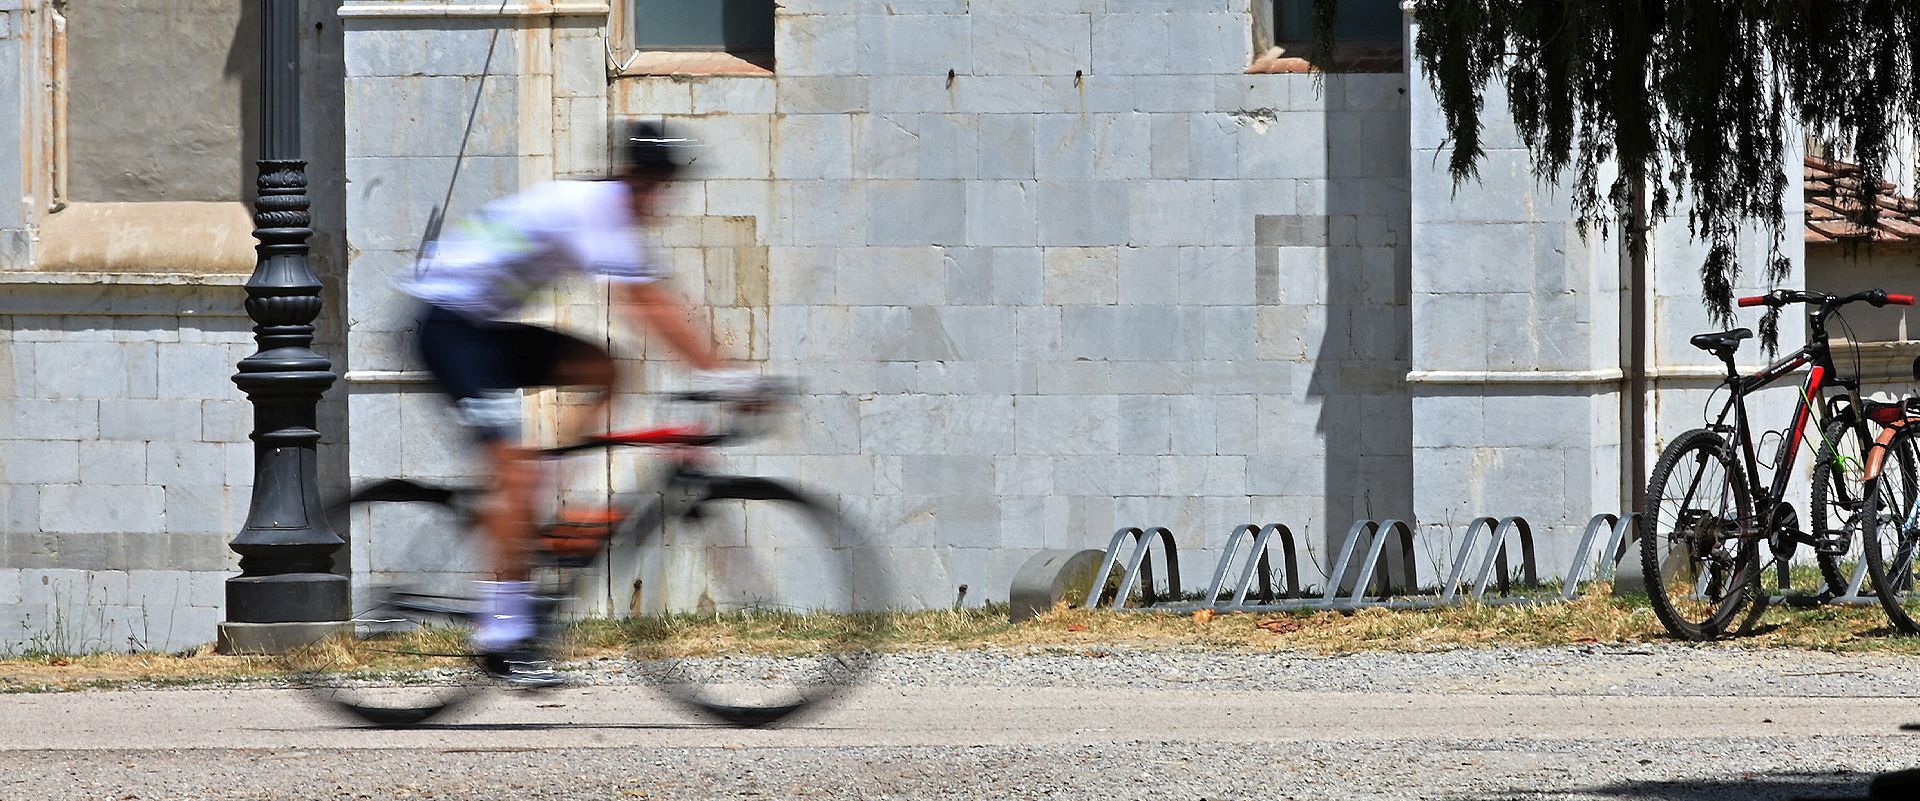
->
[415, 307, 548, 657]
[509, 326, 616, 445]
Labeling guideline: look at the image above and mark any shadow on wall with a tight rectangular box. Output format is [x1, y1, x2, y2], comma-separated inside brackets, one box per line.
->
[1302, 77, 1413, 583]
[220, 2, 262, 206]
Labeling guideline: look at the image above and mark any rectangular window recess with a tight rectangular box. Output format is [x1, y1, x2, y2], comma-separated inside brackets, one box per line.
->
[1273, 0, 1403, 42]
[1254, 0, 1405, 74]
[631, 0, 775, 52]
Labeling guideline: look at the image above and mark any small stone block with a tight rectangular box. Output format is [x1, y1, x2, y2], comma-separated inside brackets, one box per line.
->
[1008, 548, 1106, 623]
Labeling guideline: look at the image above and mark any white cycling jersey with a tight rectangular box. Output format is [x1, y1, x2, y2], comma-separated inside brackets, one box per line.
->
[404, 180, 661, 320]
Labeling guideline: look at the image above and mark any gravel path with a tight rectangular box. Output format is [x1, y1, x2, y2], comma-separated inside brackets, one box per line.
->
[4, 645, 1918, 800]
[579, 643, 1920, 697]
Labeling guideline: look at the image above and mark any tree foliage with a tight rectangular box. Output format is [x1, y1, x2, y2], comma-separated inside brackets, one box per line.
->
[1324, 1, 1920, 328]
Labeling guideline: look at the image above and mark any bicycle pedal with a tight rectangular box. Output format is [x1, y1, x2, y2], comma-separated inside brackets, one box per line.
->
[1775, 528, 1820, 548]
[1813, 538, 1852, 557]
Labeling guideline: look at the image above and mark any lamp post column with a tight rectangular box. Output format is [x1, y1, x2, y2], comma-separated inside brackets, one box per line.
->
[217, 0, 348, 654]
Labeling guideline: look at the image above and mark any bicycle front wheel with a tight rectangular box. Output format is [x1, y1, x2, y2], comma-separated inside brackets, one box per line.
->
[1864, 428, 1920, 633]
[1640, 428, 1762, 640]
[285, 480, 490, 727]
[1808, 418, 1869, 594]
[624, 475, 885, 728]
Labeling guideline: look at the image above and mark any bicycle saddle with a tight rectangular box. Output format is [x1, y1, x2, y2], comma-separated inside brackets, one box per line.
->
[1689, 327, 1752, 355]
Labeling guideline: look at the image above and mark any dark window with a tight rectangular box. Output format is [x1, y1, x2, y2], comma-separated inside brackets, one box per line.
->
[1272, 0, 1403, 43]
[632, 0, 776, 52]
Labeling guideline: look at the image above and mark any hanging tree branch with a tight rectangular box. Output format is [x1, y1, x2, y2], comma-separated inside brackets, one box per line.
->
[1334, 0, 1920, 344]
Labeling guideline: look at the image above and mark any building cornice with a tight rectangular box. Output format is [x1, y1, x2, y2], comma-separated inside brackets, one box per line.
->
[337, 2, 610, 20]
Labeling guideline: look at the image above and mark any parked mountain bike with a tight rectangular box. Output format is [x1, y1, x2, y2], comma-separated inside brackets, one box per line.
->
[1642, 288, 1913, 640]
[289, 387, 886, 728]
[1854, 363, 1920, 634]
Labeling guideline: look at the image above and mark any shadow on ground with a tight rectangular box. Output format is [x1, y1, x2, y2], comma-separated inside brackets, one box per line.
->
[1474, 771, 1870, 801]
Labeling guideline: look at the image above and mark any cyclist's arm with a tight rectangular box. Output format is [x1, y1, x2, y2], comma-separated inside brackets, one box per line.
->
[614, 279, 724, 370]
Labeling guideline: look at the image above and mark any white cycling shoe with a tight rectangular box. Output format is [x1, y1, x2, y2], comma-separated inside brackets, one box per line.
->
[481, 648, 566, 689]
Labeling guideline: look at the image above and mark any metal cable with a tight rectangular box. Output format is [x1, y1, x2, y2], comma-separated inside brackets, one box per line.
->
[415, 0, 515, 265]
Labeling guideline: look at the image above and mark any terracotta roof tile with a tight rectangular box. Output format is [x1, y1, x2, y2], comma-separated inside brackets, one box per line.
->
[1805, 156, 1920, 245]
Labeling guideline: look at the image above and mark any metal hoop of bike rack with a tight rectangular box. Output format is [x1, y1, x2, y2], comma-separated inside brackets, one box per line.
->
[1562, 513, 1638, 599]
[1438, 516, 1538, 603]
[1326, 519, 1419, 607]
[1833, 554, 1878, 604]
[1203, 523, 1306, 609]
[1084, 526, 1184, 610]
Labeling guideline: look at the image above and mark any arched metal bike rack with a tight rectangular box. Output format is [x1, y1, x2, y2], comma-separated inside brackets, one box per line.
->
[1203, 523, 1305, 609]
[1062, 509, 1888, 616]
[1439, 516, 1538, 604]
[1084, 526, 1184, 610]
[1562, 513, 1638, 599]
[1327, 519, 1418, 607]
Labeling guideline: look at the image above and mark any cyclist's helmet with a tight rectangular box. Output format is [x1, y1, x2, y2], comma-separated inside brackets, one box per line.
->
[618, 120, 698, 181]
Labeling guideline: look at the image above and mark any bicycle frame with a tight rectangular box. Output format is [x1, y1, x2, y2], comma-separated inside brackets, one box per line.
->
[1705, 314, 1869, 534]
[372, 427, 728, 625]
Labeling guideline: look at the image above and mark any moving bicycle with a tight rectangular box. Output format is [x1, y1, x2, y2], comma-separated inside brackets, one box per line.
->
[288, 121, 884, 726]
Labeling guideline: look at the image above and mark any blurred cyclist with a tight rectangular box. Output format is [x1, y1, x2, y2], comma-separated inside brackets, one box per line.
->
[403, 121, 747, 686]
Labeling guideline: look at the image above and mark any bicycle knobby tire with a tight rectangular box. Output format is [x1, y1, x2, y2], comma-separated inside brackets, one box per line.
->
[1640, 428, 1764, 640]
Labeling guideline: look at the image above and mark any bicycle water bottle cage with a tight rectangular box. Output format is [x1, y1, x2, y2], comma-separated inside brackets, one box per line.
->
[1757, 429, 1783, 468]
[1689, 327, 1752, 358]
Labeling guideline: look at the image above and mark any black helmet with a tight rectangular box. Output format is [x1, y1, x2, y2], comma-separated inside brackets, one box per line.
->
[618, 120, 698, 180]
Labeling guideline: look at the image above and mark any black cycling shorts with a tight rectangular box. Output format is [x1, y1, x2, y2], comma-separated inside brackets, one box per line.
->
[415, 304, 609, 443]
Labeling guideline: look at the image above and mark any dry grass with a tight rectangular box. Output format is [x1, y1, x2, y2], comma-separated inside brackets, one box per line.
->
[8, 587, 1920, 692]
[0, 646, 281, 693]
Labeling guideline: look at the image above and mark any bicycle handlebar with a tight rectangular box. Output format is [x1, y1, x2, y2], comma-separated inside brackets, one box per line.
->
[1735, 288, 1911, 310]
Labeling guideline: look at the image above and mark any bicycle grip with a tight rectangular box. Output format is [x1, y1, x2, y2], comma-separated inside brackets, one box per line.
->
[1889, 293, 1916, 305]
[1737, 295, 1768, 307]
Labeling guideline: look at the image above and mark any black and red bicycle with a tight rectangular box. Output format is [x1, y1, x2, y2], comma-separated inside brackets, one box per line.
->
[1642, 288, 1915, 640]
[293, 387, 885, 728]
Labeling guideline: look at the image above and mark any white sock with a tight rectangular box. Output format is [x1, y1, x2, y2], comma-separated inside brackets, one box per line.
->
[472, 580, 535, 652]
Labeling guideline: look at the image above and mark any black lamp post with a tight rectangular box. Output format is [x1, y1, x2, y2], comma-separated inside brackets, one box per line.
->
[217, 0, 348, 654]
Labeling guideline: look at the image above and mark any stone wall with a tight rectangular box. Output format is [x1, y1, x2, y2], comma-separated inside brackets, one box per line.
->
[0, 0, 349, 652]
[1406, 12, 1806, 578]
[341, 0, 1413, 610]
[0, 1, 38, 268]
[0, 280, 249, 652]
[1810, 245, 1920, 345]
[1406, 57, 1627, 576]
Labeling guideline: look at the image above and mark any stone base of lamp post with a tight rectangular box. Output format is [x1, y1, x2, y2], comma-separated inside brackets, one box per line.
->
[215, 571, 351, 654]
[217, 621, 353, 655]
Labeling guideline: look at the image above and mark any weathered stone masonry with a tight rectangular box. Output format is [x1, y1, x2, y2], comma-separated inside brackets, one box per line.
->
[0, 0, 1824, 650]
[338, 0, 1414, 613]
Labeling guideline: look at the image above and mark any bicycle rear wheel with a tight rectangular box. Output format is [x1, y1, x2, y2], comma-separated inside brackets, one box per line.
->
[1640, 428, 1763, 640]
[624, 475, 884, 728]
[286, 481, 490, 727]
[1864, 428, 1920, 633]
